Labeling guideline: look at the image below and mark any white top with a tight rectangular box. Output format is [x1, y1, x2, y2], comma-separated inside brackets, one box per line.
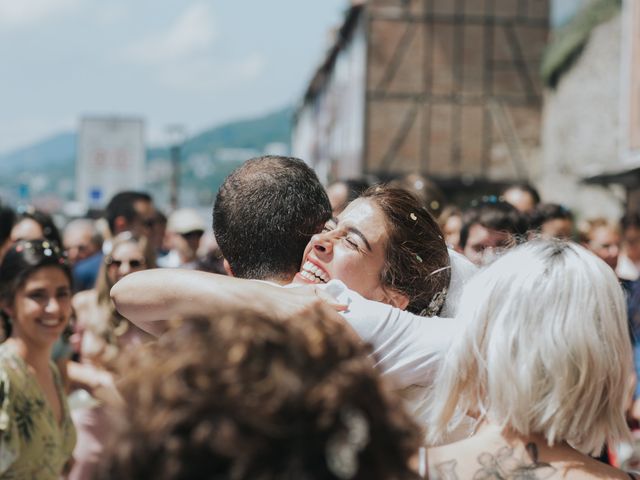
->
[319, 249, 476, 389]
[321, 280, 466, 389]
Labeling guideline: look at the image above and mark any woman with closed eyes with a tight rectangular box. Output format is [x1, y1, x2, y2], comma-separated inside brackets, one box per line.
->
[110, 185, 471, 446]
[294, 185, 452, 317]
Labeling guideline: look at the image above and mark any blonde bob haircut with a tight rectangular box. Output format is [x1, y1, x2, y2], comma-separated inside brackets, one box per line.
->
[427, 240, 633, 454]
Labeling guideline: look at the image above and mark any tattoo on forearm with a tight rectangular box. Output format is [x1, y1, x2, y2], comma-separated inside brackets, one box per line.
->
[431, 442, 556, 480]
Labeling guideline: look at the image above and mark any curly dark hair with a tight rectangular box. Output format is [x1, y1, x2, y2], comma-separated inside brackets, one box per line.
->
[100, 307, 423, 480]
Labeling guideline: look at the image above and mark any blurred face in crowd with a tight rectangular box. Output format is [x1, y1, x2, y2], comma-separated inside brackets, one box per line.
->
[170, 230, 204, 263]
[106, 241, 147, 286]
[294, 198, 389, 303]
[464, 223, 512, 266]
[130, 200, 156, 239]
[10, 218, 44, 242]
[587, 226, 620, 271]
[149, 215, 167, 253]
[443, 214, 462, 251]
[623, 226, 640, 263]
[64, 225, 98, 264]
[503, 188, 536, 213]
[326, 182, 349, 216]
[541, 218, 573, 241]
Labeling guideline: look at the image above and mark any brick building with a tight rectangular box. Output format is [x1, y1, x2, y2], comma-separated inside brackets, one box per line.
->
[292, 0, 549, 200]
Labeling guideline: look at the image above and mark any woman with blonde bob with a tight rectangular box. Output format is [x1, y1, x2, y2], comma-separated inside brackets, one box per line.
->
[427, 240, 636, 479]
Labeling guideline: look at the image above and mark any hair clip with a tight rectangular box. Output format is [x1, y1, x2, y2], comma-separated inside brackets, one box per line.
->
[424, 287, 448, 317]
[428, 265, 451, 277]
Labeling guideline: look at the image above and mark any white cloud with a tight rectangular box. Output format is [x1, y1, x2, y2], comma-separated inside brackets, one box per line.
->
[159, 52, 268, 92]
[123, 2, 216, 65]
[0, 0, 83, 29]
[235, 53, 267, 81]
[94, 3, 129, 26]
[120, 2, 265, 94]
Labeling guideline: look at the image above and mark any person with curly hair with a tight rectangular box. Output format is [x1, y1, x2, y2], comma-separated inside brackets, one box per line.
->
[99, 306, 424, 480]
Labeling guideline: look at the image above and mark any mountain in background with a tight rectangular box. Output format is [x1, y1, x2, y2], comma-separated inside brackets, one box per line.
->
[0, 132, 76, 174]
[0, 106, 294, 208]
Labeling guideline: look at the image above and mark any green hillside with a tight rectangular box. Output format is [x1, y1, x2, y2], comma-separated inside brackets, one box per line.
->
[0, 106, 293, 207]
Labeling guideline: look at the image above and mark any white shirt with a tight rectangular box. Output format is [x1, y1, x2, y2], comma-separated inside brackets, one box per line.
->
[317, 249, 476, 389]
[317, 251, 477, 432]
[321, 280, 466, 389]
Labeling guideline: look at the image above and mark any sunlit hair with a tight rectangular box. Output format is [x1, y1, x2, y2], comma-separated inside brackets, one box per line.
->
[99, 307, 422, 480]
[361, 185, 450, 315]
[427, 240, 633, 454]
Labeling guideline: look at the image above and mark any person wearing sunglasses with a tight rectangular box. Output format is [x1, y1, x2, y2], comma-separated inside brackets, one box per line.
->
[66, 232, 156, 480]
[157, 208, 206, 269]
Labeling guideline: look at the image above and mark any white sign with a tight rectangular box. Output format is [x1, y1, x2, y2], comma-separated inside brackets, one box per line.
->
[76, 117, 145, 208]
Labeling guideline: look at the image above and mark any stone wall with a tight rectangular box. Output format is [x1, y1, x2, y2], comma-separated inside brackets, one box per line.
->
[539, 14, 625, 219]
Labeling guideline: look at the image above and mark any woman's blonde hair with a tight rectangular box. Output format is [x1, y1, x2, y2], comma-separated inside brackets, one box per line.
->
[427, 240, 633, 454]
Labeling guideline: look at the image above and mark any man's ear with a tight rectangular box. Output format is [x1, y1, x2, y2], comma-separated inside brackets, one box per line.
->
[223, 258, 234, 277]
[383, 287, 409, 311]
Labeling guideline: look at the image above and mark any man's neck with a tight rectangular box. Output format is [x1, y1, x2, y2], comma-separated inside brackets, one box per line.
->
[261, 275, 293, 286]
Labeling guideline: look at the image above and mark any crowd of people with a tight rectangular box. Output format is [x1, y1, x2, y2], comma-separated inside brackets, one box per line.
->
[1, 155, 640, 479]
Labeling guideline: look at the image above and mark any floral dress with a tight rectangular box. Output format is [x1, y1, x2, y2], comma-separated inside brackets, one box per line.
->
[0, 343, 76, 479]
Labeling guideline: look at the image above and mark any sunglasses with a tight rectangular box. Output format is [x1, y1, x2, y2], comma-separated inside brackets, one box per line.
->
[14, 240, 68, 264]
[104, 256, 146, 269]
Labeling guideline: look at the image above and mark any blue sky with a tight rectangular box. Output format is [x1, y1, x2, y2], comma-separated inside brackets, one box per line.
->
[0, 0, 346, 154]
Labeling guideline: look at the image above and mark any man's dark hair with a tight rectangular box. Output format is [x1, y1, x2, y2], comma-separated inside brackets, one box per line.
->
[105, 191, 152, 235]
[621, 211, 640, 231]
[460, 198, 528, 248]
[528, 203, 574, 232]
[14, 209, 63, 247]
[0, 204, 16, 248]
[213, 156, 331, 281]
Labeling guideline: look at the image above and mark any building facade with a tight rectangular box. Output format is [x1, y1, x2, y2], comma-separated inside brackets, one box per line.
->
[293, 0, 549, 199]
